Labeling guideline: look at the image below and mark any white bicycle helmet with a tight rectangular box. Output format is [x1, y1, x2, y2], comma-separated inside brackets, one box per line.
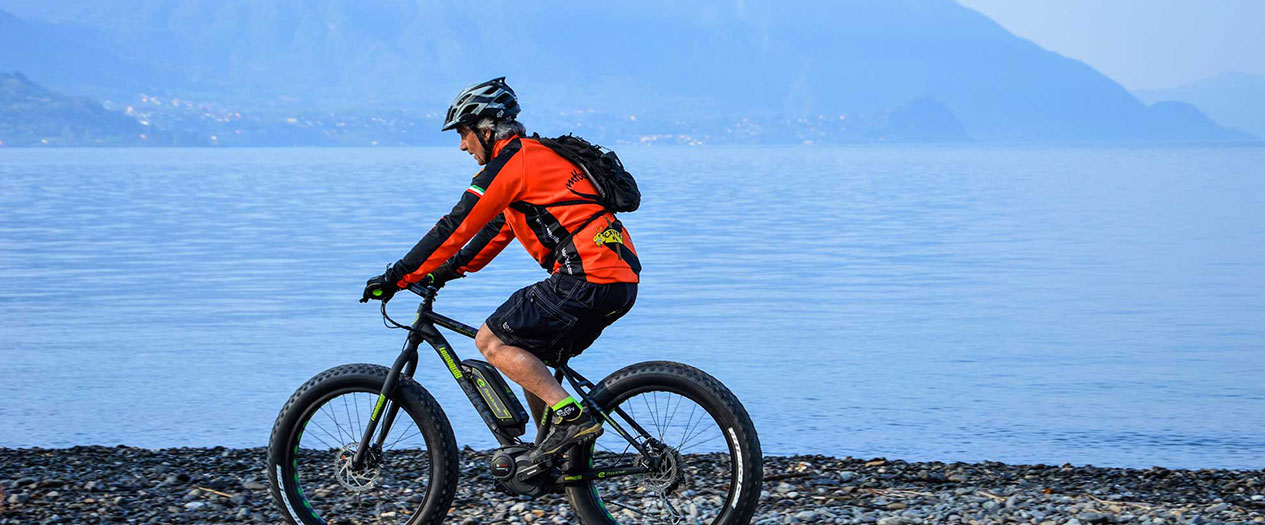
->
[441, 77, 520, 132]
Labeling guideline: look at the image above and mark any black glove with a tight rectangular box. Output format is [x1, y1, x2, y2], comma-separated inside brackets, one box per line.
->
[426, 263, 464, 289]
[360, 273, 398, 303]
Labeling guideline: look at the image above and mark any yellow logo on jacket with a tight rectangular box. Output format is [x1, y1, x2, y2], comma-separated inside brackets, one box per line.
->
[593, 228, 624, 247]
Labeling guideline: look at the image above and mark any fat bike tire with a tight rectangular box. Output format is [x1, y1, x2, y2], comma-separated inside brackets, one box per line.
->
[564, 361, 762, 524]
[267, 363, 459, 525]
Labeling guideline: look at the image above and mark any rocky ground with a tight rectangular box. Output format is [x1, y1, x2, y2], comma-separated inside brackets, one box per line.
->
[1, 446, 1261, 524]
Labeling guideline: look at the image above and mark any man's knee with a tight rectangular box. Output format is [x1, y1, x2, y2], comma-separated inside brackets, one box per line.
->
[476, 324, 506, 360]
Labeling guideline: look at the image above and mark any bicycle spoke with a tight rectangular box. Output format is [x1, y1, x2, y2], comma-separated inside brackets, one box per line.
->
[678, 413, 709, 451]
[301, 426, 338, 451]
[353, 392, 364, 437]
[680, 432, 724, 453]
[341, 395, 358, 438]
[662, 393, 685, 436]
[675, 404, 700, 451]
[384, 425, 421, 451]
[308, 419, 345, 450]
[642, 392, 663, 442]
[320, 404, 351, 446]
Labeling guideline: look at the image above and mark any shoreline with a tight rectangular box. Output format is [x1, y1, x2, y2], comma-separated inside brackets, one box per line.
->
[2, 446, 1261, 524]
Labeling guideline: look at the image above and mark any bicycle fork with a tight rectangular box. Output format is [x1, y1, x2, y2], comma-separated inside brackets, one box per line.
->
[351, 335, 420, 470]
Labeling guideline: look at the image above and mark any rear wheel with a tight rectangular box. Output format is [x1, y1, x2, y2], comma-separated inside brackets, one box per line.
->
[565, 361, 762, 524]
[267, 364, 459, 524]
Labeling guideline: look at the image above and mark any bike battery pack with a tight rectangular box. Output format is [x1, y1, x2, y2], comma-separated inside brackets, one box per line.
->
[460, 359, 529, 437]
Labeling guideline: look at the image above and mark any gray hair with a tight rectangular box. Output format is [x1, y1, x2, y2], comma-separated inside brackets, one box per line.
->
[476, 117, 526, 141]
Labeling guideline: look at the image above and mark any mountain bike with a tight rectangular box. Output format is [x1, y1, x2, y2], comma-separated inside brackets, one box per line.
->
[267, 282, 763, 524]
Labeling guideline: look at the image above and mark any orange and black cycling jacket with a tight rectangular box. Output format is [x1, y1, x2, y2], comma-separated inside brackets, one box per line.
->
[391, 135, 640, 286]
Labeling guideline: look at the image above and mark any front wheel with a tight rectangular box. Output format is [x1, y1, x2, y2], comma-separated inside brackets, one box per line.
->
[267, 363, 459, 525]
[565, 361, 763, 524]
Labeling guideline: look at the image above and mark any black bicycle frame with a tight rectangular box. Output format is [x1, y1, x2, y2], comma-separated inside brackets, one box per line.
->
[350, 284, 661, 484]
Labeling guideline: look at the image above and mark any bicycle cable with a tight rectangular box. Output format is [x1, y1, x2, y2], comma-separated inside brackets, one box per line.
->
[380, 301, 413, 331]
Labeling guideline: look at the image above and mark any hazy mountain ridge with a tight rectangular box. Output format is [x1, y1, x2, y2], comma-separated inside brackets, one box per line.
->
[1136, 72, 1265, 139]
[0, 0, 1251, 145]
[0, 71, 152, 146]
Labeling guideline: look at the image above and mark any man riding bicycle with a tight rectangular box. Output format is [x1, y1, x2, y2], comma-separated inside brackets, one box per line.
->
[359, 77, 640, 463]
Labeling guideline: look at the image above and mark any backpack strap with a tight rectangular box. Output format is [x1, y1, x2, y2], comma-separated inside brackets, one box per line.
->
[542, 199, 600, 208]
[539, 209, 608, 271]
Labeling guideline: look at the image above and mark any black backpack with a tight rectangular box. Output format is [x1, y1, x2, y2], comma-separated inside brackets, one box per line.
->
[529, 133, 641, 270]
[533, 133, 640, 213]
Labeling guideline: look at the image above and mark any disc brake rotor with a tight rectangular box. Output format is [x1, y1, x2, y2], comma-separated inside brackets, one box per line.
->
[334, 443, 382, 492]
[641, 442, 686, 495]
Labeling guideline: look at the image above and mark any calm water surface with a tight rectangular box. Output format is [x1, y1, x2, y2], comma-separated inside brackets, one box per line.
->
[1, 145, 1262, 469]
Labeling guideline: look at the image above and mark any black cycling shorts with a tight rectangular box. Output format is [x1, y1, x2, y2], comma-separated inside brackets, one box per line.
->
[486, 274, 637, 367]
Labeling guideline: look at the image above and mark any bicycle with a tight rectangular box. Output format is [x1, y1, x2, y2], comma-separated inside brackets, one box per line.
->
[267, 282, 763, 524]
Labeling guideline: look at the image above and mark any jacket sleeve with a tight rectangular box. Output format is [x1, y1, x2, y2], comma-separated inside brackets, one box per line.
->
[387, 142, 524, 287]
[443, 213, 515, 275]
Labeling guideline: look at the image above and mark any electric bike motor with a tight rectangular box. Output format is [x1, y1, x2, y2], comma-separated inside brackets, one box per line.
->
[489, 445, 556, 497]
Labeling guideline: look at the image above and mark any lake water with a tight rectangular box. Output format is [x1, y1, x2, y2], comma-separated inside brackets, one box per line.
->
[1, 145, 1263, 469]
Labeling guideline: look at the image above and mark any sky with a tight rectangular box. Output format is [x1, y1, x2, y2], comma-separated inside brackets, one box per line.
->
[956, 0, 1265, 90]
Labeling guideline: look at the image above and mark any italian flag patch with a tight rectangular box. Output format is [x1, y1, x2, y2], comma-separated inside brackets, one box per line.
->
[466, 184, 485, 197]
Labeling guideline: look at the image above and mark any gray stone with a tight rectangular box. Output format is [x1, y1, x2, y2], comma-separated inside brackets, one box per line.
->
[241, 480, 267, 490]
[1078, 512, 1107, 523]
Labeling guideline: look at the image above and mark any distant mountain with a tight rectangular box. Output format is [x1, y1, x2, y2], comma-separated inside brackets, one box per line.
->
[0, 0, 1250, 144]
[0, 72, 151, 146]
[0, 9, 181, 100]
[1136, 72, 1265, 139]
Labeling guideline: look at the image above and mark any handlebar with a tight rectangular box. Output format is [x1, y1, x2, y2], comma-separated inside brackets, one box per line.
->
[407, 283, 438, 297]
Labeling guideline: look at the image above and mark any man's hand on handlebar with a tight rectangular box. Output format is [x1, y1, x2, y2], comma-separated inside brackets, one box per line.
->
[427, 264, 464, 289]
[361, 263, 465, 303]
[360, 273, 398, 303]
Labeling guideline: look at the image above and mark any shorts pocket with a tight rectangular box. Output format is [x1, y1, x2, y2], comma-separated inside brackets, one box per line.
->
[513, 284, 578, 353]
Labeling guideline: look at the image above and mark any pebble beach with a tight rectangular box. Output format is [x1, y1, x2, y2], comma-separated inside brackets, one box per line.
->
[1, 446, 1261, 524]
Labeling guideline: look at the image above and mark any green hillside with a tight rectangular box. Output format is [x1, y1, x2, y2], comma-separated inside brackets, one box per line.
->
[0, 71, 149, 146]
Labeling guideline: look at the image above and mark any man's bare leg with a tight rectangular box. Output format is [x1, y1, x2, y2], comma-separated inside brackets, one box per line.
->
[523, 389, 548, 429]
[476, 323, 569, 406]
